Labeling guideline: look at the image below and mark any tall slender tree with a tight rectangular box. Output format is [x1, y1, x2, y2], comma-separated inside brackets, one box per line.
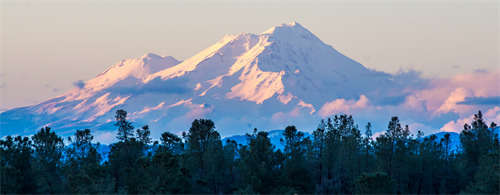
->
[280, 125, 313, 193]
[115, 109, 134, 142]
[0, 136, 36, 194]
[31, 127, 65, 194]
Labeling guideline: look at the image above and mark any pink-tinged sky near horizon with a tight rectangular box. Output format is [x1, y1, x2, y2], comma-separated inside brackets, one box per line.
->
[1, 1, 498, 142]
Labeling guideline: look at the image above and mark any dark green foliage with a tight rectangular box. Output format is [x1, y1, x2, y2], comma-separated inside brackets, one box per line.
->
[462, 150, 499, 194]
[239, 129, 279, 194]
[160, 131, 184, 154]
[106, 139, 143, 193]
[184, 119, 218, 175]
[62, 129, 114, 194]
[115, 109, 134, 142]
[280, 125, 313, 194]
[354, 172, 397, 194]
[136, 125, 152, 145]
[31, 127, 65, 194]
[183, 119, 226, 194]
[1, 110, 498, 194]
[0, 135, 36, 194]
[233, 185, 257, 195]
[458, 111, 499, 188]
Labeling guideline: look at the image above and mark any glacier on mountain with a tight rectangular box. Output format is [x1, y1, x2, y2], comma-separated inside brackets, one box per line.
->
[1, 22, 450, 142]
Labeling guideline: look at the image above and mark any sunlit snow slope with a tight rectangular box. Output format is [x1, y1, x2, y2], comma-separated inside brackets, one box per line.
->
[1, 22, 392, 139]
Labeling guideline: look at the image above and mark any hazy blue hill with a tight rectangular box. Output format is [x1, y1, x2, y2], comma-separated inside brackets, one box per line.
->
[223, 130, 461, 151]
[222, 129, 310, 150]
[425, 131, 461, 150]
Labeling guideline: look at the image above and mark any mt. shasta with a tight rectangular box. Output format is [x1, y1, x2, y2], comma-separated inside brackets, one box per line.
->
[1, 22, 398, 140]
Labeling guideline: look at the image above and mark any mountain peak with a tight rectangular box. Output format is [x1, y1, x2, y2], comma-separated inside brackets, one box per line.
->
[0, 22, 386, 139]
[281, 21, 302, 27]
[141, 53, 163, 58]
[260, 21, 306, 35]
[259, 22, 321, 45]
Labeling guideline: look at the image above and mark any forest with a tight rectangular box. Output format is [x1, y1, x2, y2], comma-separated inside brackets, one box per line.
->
[1, 109, 498, 194]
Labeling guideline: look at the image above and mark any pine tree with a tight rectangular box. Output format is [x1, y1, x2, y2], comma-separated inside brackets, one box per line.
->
[62, 129, 113, 194]
[233, 185, 257, 195]
[311, 120, 326, 191]
[31, 127, 65, 194]
[280, 125, 313, 194]
[239, 128, 279, 194]
[462, 150, 499, 194]
[160, 131, 184, 154]
[183, 119, 222, 194]
[0, 136, 37, 194]
[221, 139, 240, 193]
[115, 109, 134, 142]
[458, 111, 498, 190]
[354, 172, 397, 195]
[136, 125, 152, 155]
[362, 122, 374, 173]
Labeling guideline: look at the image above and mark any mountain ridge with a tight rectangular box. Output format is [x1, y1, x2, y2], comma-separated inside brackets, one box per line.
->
[1, 22, 396, 140]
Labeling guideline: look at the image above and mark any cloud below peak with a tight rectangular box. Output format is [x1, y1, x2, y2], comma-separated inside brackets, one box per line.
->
[318, 95, 370, 118]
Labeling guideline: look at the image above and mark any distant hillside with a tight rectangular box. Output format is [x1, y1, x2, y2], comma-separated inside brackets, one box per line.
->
[222, 129, 311, 150]
[223, 130, 460, 151]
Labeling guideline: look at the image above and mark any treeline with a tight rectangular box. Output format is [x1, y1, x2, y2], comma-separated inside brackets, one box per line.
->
[1, 110, 498, 194]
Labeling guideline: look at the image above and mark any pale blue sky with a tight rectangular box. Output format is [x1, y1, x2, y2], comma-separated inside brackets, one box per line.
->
[1, 1, 498, 110]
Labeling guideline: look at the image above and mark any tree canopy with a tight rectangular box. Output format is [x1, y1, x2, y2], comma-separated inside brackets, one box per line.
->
[1, 110, 498, 194]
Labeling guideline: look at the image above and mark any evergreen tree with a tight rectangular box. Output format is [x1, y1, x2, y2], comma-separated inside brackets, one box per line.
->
[136, 125, 152, 155]
[233, 185, 257, 195]
[31, 127, 65, 194]
[354, 172, 397, 195]
[62, 129, 113, 194]
[115, 109, 134, 142]
[311, 119, 326, 187]
[0, 136, 37, 194]
[160, 131, 184, 154]
[462, 150, 499, 194]
[280, 125, 313, 194]
[221, 139, 240, 193]
[106, 139, 143, 193]
[239, 128, 279, 194]
[183, 119, 222, 194]
[458, 111, 498, 189]
[361, 122, 374, 173]
[136, 125, 152, 145]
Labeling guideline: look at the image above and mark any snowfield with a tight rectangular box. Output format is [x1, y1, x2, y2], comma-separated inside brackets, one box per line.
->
[2, 22, 497, 143]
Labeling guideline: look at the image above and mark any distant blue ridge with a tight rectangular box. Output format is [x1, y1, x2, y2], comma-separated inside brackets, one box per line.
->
[222, 130, 461, 151]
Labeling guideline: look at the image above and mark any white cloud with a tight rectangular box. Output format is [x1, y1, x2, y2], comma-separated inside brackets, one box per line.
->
[440, 106, 500, 133]
[409, 70, 499, 114]
[484, 106, 500, 119]
[402, 94, 427, 112]
[318, 95, 370, 118]
[408, 122, 438, 136]
[436, 87, 474, 114]
[271, 107, 301, 124]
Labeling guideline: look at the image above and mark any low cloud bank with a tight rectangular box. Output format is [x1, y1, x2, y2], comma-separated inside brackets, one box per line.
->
[315, 69, 499, 136]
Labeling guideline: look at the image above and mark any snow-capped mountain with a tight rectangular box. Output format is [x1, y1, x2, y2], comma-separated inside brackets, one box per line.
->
[1, 22, 394, 140]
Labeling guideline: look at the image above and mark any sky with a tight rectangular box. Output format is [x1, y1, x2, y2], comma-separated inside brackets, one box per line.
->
[2, 0, 498, 111]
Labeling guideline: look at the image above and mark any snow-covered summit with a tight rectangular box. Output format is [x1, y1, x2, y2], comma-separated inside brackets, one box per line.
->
[60, 54, 181, 101]
[261, 21, 304, 34]
[1, 22, 392, 140]
[141, 53, 164, 58]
